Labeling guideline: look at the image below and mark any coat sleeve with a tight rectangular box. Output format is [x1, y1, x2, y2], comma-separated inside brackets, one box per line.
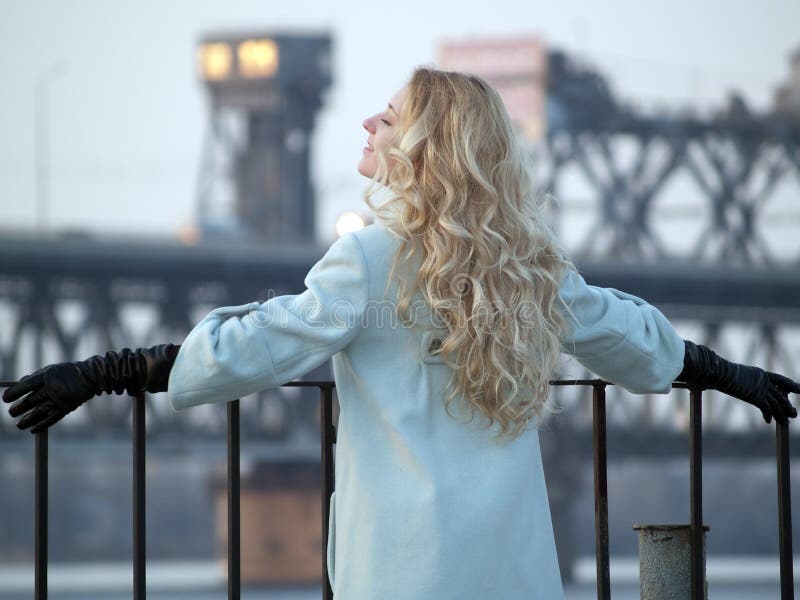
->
[167, 232, 369, 410]
[557, 268, 685, 394]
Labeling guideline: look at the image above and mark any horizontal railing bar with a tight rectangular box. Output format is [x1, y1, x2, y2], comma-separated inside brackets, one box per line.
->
[286, 378, 700, 389]
[551, 379, 613, 386]
[0, 379, 708, 390]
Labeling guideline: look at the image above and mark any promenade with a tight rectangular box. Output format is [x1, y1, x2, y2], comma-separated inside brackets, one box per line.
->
[0, 558, 795, 599]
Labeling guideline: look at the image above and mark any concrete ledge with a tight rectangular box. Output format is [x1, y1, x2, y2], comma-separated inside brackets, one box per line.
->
[0, 561, 223, 594]
[573, 556, 800, 585]
[0, 557, 795, 593]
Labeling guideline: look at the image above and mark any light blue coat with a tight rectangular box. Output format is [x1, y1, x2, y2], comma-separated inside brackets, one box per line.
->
[168, 222, 685, 599]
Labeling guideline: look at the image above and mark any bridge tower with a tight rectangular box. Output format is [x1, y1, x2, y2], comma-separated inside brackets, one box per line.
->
[195, 32, 332, 242]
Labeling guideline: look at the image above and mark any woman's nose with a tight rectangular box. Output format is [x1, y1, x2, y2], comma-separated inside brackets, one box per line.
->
[363, 116, 376, 133]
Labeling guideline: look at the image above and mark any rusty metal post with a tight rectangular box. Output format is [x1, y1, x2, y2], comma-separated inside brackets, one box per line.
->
[133, 393, 146, 600]
[633, 524, 709, 600]
[592, 382, 611, 600]
[776, 421, 794, 600]
[227, 400, 241, 600]
[689, 388, 705, 599]
[35, 430, 48, 600]
[320, 384, 336, 600]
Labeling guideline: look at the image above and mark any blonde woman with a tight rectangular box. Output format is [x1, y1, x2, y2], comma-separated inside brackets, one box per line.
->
[4, 67, 799, 599]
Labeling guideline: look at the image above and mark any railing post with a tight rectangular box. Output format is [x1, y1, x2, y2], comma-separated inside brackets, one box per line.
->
[227, 400, 241, 600]
[689, 388, 706, 600]
[593, 381, 611, 600]
[35, 430, 48, 600]
[34, 312, 47, 600]
[776, 421, 794, 599]
[634, 523, 708, 599]
[133, 392, 146, 600]
[320, 384, 335, 600]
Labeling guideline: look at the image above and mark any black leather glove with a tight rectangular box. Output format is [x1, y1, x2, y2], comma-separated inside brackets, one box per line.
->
[678, 340, 799, 425]
[2, 344, 180, 433]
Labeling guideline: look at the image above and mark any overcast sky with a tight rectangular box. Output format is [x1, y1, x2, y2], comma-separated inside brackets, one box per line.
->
[0, 0, 797, 244]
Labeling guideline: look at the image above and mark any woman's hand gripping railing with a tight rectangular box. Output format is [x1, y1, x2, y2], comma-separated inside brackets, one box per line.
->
[677, 340, 799, 425]
[2, 344, 180, 433]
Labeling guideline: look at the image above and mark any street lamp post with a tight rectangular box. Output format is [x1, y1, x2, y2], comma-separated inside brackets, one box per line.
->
[34, 61, 67, 233]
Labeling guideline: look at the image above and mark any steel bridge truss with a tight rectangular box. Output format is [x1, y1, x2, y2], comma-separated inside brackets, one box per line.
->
[1, 108, 799, 440]
[0, 274, 796, 438]
[537, 114, 800, 266]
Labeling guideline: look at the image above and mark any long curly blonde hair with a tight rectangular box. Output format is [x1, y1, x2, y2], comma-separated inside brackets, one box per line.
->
[364, 67, 574, 440]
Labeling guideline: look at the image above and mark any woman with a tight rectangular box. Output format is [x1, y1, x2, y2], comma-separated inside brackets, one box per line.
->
[4, 68, 799, 599]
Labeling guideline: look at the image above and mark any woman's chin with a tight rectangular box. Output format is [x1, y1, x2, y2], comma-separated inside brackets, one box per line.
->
[357, 162, 375, 178]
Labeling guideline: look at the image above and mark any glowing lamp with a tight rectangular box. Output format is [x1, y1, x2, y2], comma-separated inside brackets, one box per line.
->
[198, 43, 232, 81]
[238, 39, 279, 79]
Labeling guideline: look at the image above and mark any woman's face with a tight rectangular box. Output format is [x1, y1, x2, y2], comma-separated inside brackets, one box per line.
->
[358, 86, 407, 178]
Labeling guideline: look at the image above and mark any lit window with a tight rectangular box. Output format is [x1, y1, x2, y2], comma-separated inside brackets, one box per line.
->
[198, 43, 232, 81]
[238, 39, 279, 79]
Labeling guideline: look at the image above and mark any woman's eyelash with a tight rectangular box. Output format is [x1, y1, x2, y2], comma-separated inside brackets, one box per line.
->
[381, 118, 391, 126]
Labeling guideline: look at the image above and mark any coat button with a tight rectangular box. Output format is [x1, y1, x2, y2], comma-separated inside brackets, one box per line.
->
[428, 338, 443, 354]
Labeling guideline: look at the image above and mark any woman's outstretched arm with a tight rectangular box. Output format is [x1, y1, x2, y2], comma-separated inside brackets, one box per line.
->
[559, 269, 798, 424]
[2, 344, 180, 433]
[2, 231, 370, 432]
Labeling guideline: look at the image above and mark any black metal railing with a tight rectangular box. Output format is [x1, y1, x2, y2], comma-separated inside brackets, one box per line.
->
[0, 379, 794, 600]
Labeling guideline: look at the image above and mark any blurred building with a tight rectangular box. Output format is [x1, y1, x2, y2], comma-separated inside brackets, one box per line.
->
[438, 36, 548, 141]
[774, 47, 800, 118]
